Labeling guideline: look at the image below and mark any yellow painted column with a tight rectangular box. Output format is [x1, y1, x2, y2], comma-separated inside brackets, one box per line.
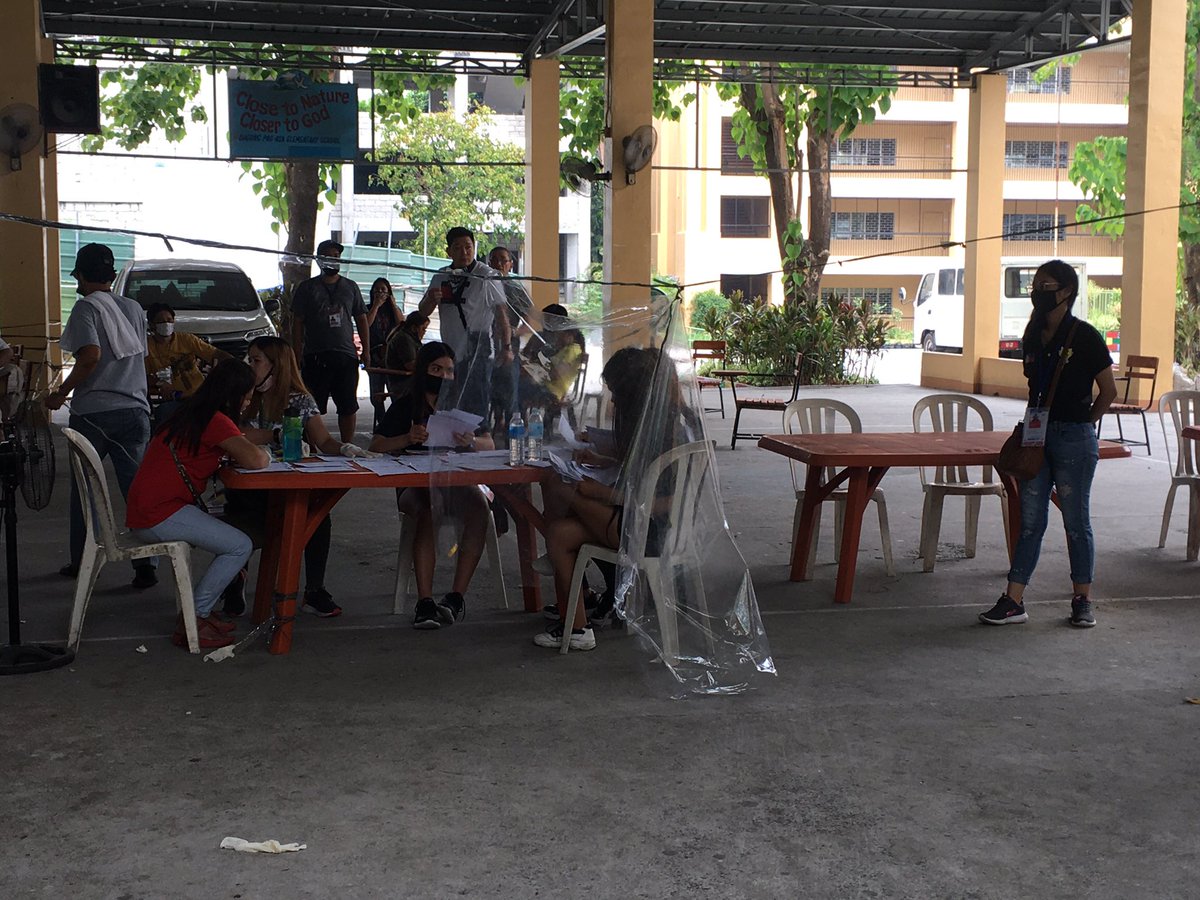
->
[524, 58, 560, 311]
[1122, 0, 1187, 400]
[922, 74, 1005, 393]
[0, 0, 57, 367]
[603, 0, 654, 328]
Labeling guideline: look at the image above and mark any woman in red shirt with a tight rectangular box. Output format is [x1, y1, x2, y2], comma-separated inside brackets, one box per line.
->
[126, 359, 270, 649]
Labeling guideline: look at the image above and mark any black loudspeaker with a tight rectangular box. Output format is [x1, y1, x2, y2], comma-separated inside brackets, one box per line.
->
[38, 64, 101, 134]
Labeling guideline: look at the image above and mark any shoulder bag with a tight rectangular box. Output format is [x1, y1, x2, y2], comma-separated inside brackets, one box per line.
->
[996, 320, 1079, 481]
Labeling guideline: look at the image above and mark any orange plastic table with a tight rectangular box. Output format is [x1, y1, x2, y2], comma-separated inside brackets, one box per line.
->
[758, 432, 1131, 603]
[220, 461, 547, 654]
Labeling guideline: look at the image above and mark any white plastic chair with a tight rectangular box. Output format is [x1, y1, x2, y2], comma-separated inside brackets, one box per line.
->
[1156, 390, 1200, 557]
[911, 394, 1009, 572]
[560, 441, 714, 660]
[63, 427, 201, 654]
[783, 398, 895, 576]
[392, 486, 508, 613]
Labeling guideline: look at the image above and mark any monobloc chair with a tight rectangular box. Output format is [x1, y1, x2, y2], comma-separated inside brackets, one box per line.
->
[692, 339, 728, 418]
[560, 441, 715, 660]
[783, 399, 895, 576]
[912, 394, 1009, 572]
[392, 486, 508, 613]
[1099, 355, 1158, 455]
[1156, 390, 1200, 558]
[63, 428, 201, 654]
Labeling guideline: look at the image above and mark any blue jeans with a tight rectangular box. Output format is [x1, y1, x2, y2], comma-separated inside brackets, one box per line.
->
[68, 408, 155, 571]
[133, 505, 252, 617]
[1007, 421, 1099, 587]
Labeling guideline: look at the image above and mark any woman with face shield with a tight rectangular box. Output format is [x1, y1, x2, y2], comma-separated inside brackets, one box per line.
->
[143, 302, 232, 426]
[979, 260, 1117, 629]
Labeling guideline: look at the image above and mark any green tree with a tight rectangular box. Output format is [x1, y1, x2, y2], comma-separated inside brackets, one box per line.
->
[1068, 0, 1200, 307]
[716, 67, 896, 306]
[74, 42, 450, 305]
[373, 108, 526, 252]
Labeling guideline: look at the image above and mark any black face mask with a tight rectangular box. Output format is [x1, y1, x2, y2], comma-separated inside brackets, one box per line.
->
[425, 375, 446, 398]
[1031, 289, 1066, 315]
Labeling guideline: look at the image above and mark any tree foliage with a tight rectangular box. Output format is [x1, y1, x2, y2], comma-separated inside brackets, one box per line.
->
[558, 77, 696, 169]
[716, 66, 896, 305]
[373, 108, 526, 252]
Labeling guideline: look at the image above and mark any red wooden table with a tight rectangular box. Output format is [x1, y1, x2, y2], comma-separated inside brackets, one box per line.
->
[758, 431, 1131, 603]
[221, 461, 546, 654]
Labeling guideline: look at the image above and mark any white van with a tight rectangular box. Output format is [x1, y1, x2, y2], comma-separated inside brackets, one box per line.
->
[113, 259, 278, 358]
[914, 260, 1087, 359]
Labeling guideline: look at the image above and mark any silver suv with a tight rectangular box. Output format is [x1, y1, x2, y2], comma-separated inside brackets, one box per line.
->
[112, 259, 278, 357]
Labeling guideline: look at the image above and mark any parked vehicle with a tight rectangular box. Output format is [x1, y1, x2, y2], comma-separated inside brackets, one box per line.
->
[914, 259, 1088, 359]
[113, 259, 278, 358]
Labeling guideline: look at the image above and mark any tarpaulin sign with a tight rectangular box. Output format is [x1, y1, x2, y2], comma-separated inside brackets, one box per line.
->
[228, 78, 357, 161]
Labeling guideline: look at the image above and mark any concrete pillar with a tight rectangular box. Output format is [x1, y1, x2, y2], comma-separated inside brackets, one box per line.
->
[602, 0, 654, 328]
[1122, 0, 1187, 399]
[524, 58, 560, 310]
[0, 0, 57, 367]
[922, 74, 1005, 393]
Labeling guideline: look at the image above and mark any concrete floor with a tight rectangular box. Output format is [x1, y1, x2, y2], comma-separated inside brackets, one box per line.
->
[4, 383, 1199, 898]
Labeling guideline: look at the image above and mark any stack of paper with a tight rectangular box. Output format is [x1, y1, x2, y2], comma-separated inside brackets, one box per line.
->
[426, 409, 484, 447]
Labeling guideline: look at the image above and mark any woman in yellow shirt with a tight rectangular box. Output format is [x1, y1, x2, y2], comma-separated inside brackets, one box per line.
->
[518, 303, 585, 415]
[144, 302, 231, 423]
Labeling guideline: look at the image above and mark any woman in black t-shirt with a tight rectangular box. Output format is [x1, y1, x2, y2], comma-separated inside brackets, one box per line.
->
[980, 260, 1116, 629]
[369, 341, 495, 631]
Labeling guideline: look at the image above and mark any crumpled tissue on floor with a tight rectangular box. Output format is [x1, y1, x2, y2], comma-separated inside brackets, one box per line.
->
[220, 836, 306, 853]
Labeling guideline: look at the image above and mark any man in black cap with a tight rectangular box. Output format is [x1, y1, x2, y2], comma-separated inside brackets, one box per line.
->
[290, 239, 370, 442]
[47, 242, 157, 587]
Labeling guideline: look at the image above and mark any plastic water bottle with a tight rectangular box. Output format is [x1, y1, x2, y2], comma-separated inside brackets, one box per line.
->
[282, 405, 303, 462]
[526, 407, 544, 463]
[508, 413, 525, 466]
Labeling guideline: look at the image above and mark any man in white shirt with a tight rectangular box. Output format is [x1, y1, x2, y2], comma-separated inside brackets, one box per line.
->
[418, 227, 512, 419]
[46, 243, 157, 587]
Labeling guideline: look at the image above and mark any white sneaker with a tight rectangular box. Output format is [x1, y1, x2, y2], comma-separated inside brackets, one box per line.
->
[531, 554, 554, 576]
[533, 623, 597, 651]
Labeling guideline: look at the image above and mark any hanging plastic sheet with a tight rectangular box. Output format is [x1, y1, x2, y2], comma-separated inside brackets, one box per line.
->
[413, 262, 773, 695]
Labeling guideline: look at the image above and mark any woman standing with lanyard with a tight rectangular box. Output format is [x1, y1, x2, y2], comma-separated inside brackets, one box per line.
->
[981, 260, 1116, 628]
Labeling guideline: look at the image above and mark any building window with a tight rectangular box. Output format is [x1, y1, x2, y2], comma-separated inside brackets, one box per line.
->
[721, 117, 756, 174]
[1003, 213, 1067, 241]
[720, 196, 771, 238]
[1007, 67, 1072, 95]
[831, 138, 897, 167]
[831, 211, 895, 241]
[820, 287, 894, 313]
[720, 273, 770, 302]
[1005, 140, 1069, 169]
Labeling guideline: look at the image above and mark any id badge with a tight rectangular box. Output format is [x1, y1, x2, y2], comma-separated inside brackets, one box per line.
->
[327, 310, 343, 329]
[1022, 407, 1049, 447]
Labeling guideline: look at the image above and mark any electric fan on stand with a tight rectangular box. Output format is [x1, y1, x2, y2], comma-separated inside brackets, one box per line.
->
[0, 399, 69, 674]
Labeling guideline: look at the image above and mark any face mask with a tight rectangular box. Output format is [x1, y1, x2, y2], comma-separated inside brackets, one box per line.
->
[425, 375, 446, 398]
[1030, 288, 1065, 314]
[254, 370, 275, 393]
[320, 264, 340, 276]
[154, 322, 174, 337]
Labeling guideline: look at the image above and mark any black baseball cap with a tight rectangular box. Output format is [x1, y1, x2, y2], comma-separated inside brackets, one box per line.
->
[70, 243, 117, 281]
[316, 239, 344, 257]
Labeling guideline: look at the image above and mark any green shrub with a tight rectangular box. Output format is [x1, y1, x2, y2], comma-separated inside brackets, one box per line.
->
[689, 290, 731, 337]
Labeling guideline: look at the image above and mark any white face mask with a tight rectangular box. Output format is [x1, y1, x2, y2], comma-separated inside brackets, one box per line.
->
[154, 322, 174, 337]
[254, 370, 275, 393]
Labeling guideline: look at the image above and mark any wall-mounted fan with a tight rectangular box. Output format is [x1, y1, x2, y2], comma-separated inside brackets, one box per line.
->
[560, 155, 611, 195]
[621, 124, 658, 185]
[0, 104, 43, 174]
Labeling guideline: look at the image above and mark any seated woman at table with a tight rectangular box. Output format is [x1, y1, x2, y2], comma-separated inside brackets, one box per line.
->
[125, 359, 270, 650]
[517, 304, 585, 418]
[223, 336, 373, 620]
[533, 346, 687, 652]
[979, 259, 1116, 629]
[369, 340, 496, 631]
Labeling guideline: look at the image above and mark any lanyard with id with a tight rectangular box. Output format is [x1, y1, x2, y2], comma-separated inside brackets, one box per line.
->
[1023, 320, 1078, 447]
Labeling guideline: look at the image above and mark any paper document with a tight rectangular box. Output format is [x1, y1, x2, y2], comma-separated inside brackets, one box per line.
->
[291, 457, 358, 472]
[234, 460, 293, 474]
[547, 447, 620, 486]
[426, 409, 484, 447]
[354, 457, 416, 476]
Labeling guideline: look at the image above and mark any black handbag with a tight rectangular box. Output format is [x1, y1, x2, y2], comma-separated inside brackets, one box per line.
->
[997, 321, 1078, 481]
